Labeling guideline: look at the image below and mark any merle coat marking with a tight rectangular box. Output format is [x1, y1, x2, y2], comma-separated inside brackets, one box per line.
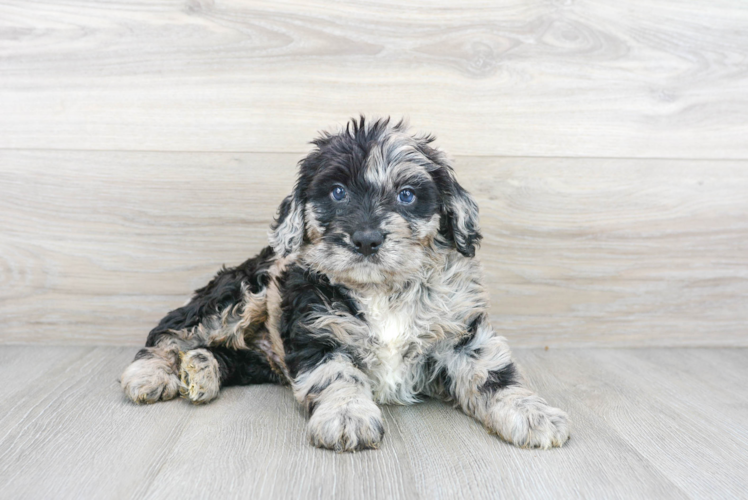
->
[121, 117, 570, 452]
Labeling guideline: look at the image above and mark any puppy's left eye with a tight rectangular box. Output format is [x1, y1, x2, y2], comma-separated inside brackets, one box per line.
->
[331, 186, 347, 201]
[398, 188, 415, 205]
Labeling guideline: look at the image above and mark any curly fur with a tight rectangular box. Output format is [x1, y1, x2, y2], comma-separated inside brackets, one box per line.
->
[120, 116, 570, 451]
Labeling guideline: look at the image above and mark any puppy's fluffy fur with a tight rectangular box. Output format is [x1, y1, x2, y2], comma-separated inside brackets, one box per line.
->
[121, 117, 570, 451]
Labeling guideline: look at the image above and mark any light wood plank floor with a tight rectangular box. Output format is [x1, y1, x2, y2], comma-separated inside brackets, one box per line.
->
[1, 346, 745, 499]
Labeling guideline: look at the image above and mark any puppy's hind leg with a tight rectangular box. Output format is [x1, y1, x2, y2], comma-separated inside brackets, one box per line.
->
[179, 344, 284, 404]
[178, 348, 221, 404]
[121, 322, 200, 405]
[121, 247, 276, 405]
[210, 344, 283, 387]
[121, 345, 181, 404]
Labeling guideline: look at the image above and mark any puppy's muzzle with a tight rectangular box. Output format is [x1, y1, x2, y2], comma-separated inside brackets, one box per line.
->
[352, 229, 384, 256]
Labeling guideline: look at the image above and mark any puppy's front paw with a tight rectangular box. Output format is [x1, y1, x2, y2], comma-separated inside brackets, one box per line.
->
[179, 349, 221, 404]
[121, 349, 180, 404]
[487, 387, 570, 449]
[307, 397, 384, 452]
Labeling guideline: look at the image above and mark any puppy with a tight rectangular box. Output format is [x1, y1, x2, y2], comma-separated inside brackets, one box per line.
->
[121, 117, 570, 451]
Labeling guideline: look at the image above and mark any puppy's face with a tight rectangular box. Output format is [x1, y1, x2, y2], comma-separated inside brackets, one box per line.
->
[270, 118, 481, 285]
[302, 139, 443, 284]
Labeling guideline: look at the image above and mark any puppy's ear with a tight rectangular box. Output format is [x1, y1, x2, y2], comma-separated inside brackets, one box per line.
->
[269, 185, 305, 257]
[417, 138, 482, 258]
[269, 144, 329, 257]
[440, 174, 482, 257]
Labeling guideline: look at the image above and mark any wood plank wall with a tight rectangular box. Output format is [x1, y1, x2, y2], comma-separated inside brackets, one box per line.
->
[1, 0, 746, 346]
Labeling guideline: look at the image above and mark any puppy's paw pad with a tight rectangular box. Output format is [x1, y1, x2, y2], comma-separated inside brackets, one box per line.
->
[121, 350, 180, 404]
[307, 398, 384, 452]
[489, 389, 570, 449]
[179, 349, 220, 404]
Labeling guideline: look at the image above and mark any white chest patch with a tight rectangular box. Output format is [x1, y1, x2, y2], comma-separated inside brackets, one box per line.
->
[361, 294, 423, 404]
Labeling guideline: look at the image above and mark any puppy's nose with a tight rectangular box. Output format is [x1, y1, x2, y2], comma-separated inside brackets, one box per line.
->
[352, 230, 384, 256]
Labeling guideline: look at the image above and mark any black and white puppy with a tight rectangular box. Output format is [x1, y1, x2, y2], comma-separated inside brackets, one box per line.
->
[121, 117, 570, 452]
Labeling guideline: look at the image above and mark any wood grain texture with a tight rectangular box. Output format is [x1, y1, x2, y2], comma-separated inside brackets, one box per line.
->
[1, 0, 747, 157]
[2, 150, 746, 347]
[520, 349, 748, 499]
[1, 346, 746, 499]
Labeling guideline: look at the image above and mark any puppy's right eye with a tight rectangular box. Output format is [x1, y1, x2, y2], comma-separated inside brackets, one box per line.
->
[331, 186, 347, 201]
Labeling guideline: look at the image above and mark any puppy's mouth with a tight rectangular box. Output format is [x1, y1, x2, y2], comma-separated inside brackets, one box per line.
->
[349, 250, 381, 264]
[305, 234, 423, 285]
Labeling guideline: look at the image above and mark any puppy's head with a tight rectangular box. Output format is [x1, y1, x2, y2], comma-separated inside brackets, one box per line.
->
[270, 117, 481, 284]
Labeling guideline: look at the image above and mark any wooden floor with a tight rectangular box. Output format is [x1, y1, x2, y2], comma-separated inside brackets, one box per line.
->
[2, 1, 747, 498]
[1, 346, 746, 500]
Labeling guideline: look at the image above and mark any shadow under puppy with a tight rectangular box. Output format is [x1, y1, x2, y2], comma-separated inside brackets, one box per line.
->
[121, 117, 570, 452]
